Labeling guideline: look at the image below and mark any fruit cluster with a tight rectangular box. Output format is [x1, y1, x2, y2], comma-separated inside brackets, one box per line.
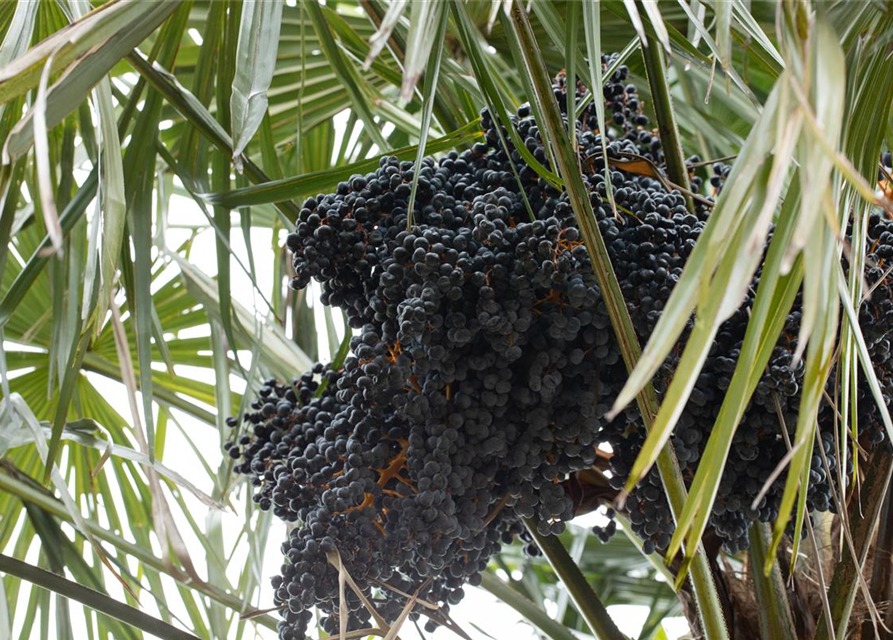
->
[228, 56, 891, 639]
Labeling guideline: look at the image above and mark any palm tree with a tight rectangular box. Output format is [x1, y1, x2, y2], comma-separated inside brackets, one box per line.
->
[0, 1, 891, 639]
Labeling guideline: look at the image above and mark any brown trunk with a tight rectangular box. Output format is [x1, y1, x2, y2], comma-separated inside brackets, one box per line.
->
[865, 479, 893, 640]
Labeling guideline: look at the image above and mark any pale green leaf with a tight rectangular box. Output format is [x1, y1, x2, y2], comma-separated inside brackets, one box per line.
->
[406, 3, 448, 227]
[582, 0, 616, 214]
[364, 0, 408, 69]
[2, 2, 181, 163]
[231, 0, 285, 165]
[0, 0, 183, 105]
[401, 0, 445, 103]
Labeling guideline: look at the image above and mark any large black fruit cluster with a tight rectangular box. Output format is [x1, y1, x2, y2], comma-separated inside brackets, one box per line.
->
[229, 55, 893, 638]
[227, 364, 523, 639]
